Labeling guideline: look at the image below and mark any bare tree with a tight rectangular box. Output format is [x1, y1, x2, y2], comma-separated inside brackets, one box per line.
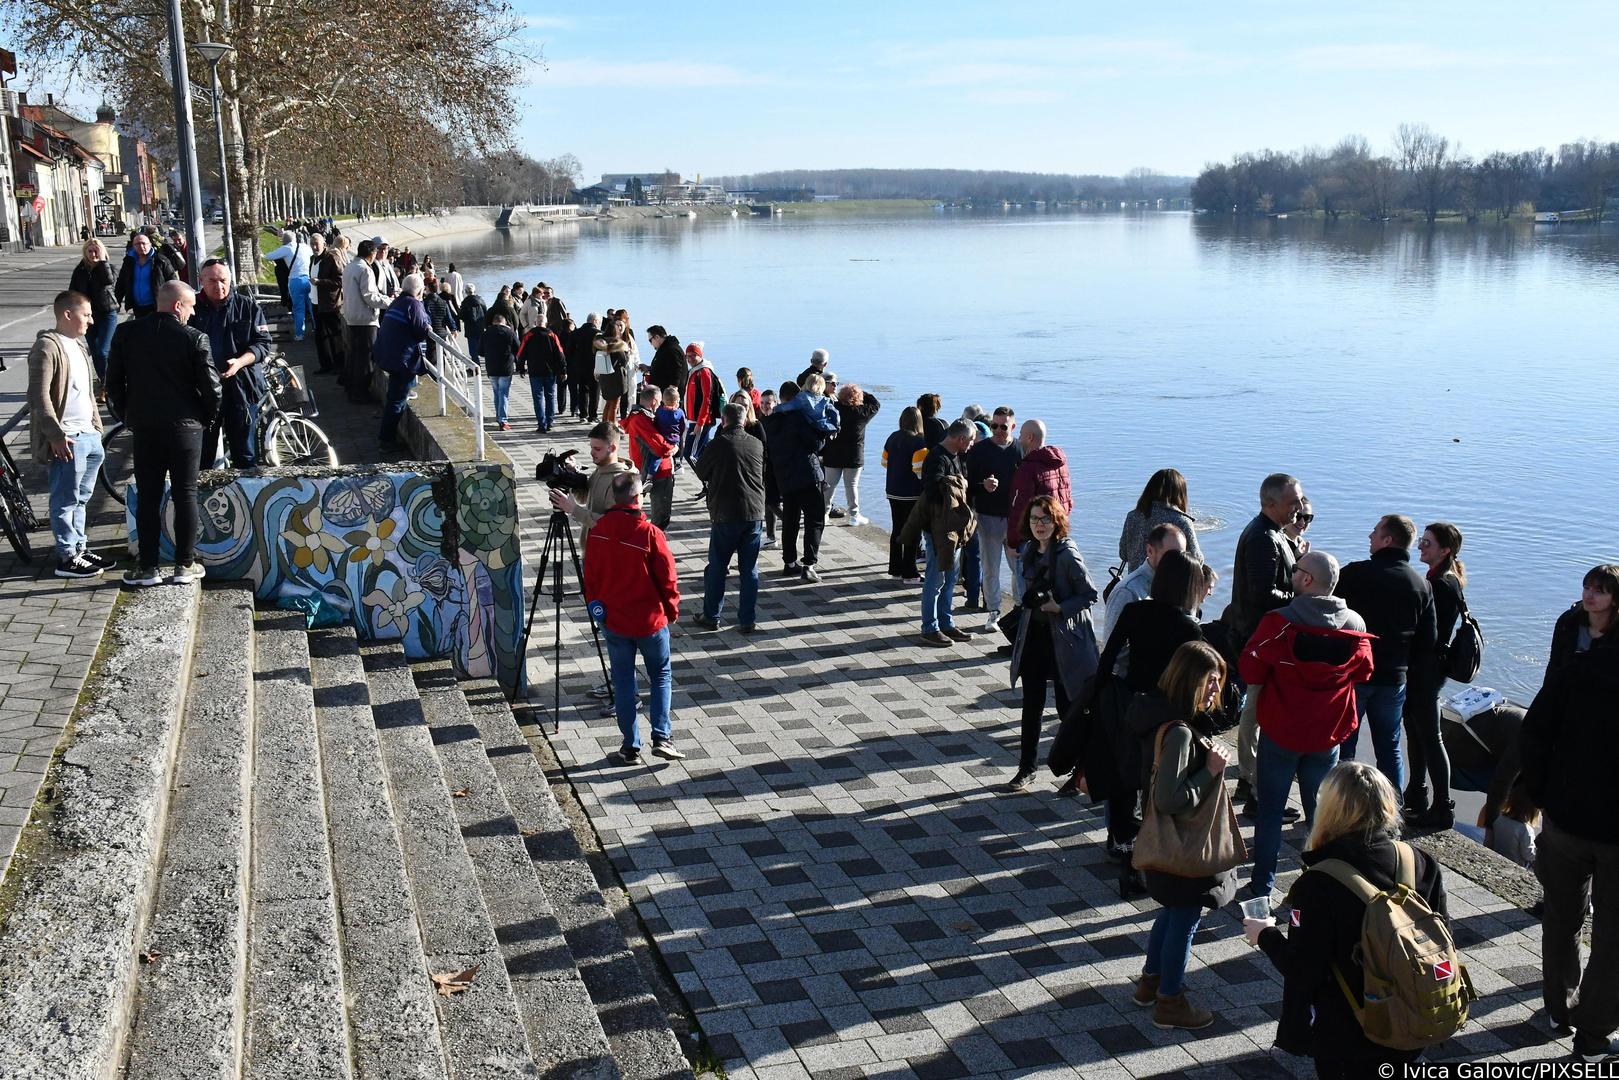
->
[1394, 122, 1453, 224]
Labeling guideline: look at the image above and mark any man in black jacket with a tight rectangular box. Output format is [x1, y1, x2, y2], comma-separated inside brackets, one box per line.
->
[1519, 645, 1619, 1062]
[1227, 472, 1306, 806]
[964, 405, 1022, 632]
[762, 382, 829, 583]
[106, 281, 221, 586]
[643, 325, 685, 396]
[692, 403, 766, 633]
[1336, 514, 1437, 799]
[568, 314, 603, 421]
[190, 260, 273, 468]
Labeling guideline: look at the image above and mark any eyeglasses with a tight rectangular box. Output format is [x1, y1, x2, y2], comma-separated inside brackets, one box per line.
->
[1029, 515, 1053, 525]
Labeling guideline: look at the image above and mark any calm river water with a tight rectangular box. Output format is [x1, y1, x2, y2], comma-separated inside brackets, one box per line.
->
[429, 211, 1619, 703]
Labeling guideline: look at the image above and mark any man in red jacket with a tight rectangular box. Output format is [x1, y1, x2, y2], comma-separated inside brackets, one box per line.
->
[1006, 419, 1074, 553]
[584, 472, 682, 765]
[1238, 550, 1374, 899]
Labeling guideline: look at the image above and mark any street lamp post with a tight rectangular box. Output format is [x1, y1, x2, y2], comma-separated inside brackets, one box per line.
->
[164, 0, 207, 282]
[193, 41, 236, 280]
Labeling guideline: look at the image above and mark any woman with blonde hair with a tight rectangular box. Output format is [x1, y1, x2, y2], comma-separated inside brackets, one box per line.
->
[1244, 761, 1452, 1077]
[69, 237, 119, 386]
[1128, 640, 1235, 1031]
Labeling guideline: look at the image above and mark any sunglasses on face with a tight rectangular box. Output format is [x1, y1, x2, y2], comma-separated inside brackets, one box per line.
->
[1296, 514, 1314, 524]
[991, 423, 1010, 431]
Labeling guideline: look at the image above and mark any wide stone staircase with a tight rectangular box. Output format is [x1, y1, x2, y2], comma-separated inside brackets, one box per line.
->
[0, 581, 694, 1080]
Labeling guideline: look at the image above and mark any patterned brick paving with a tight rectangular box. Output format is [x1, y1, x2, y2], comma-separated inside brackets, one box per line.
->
[485, 384, 1571, 1079]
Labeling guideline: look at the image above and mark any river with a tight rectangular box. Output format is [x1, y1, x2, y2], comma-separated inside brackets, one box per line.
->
[422, 210, 1619, 706]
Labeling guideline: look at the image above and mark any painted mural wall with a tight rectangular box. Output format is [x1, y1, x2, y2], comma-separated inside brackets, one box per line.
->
[128, 463, 525, 691]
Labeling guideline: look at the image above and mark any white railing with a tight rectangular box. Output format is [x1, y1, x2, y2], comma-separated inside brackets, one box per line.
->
[422, 327, 486, 461]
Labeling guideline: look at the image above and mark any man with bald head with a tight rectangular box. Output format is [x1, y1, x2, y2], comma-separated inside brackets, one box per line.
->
[1238, 548, 1374, 900]
[107, 280, 222, 586]
[190, 258, 272, 468]
[1006, 419, 1073, 554]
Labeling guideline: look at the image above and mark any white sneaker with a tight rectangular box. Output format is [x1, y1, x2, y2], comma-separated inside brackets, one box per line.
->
[761, 535, 778, 549]
[848, 514, 868, 527]
[983, 614, 1001, 634]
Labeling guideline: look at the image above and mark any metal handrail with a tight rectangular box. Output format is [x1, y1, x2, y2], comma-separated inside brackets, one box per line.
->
[422, 326, 486, 461]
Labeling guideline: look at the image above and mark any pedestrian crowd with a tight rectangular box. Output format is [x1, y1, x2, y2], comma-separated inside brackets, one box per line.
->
[24, 241, 1619, 1075]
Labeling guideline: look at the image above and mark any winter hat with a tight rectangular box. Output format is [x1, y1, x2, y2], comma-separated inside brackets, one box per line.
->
[685, 342, 704, 361]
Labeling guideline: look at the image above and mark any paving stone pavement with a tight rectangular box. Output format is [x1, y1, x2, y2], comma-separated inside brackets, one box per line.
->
[0, 250, 128, 882]
[479, 382, 1574, 1079]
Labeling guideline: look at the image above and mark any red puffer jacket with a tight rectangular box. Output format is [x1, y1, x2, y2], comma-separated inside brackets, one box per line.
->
[583, 505, 680, 637]
[1239, 611, 1376, 753]
[1007, 445, 1074, 547]
[622, 407, 677, 480]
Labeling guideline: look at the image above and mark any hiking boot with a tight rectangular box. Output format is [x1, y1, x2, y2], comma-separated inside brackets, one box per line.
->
[123, 565, 162, 587]
[1402, 785, 1432, 820]
[942, 626, 973, 643]
[1153, 992, 1214, 1031]
[55, 555, 102, 579]
[919, 631, 954, 648]
[1131, 972, 1161, 1007]
[651, 739, 686, 760]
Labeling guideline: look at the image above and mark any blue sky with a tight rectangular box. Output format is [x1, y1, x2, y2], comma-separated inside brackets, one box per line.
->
[514, 0, 1619, 183]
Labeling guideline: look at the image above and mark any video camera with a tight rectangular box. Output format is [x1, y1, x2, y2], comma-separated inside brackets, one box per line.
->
[535, 449, 590, 493]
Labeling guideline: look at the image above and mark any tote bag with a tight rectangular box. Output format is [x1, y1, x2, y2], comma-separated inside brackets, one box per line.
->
[1132, 722, 1246, 877]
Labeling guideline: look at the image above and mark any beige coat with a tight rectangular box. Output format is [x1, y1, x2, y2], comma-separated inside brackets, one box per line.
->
[26, 329, 103, 465]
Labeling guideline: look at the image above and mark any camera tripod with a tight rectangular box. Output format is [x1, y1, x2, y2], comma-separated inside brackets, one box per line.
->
[520, 508, 614, 733]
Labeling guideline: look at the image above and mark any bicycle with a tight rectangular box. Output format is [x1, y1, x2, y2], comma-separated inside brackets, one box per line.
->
[0, 435, 41, 563]
[99, 354, 338, 504]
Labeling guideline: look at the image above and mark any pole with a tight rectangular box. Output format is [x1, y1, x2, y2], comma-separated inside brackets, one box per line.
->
[165, 0, 207, 281]
[207, 59, 236, 280]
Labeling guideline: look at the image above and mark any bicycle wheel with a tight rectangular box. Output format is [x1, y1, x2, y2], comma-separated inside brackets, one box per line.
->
[0, 470, 34, 563]
[0, 438, 41, 530]
[98, 422, 134, 505]
[264, 416, 338, 468]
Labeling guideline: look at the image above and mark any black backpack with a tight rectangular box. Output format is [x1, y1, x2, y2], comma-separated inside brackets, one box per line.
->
[1445, 591, 1483, 683]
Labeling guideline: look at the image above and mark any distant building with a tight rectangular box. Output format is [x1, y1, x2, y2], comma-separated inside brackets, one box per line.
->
[600, 172, 680, 192]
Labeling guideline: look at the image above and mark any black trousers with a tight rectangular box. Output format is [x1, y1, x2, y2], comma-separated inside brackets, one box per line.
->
[1403, 673, 1452, 806]
[314, 311, 346, 372]
[344, 324, 376, 402]
[781, 484, 826, 568]
[201, 377, 257, 469]
[133, 421, 204, 568]
[889, 498, 919, 577]
[555, 376, 570, 414]
[1018, 622, 1072, 773]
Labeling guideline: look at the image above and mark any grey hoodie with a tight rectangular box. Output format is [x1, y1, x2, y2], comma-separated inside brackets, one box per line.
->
[1279, 593, 1367, 632]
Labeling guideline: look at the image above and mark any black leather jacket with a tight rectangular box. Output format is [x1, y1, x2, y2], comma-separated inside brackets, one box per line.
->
[106, 313, 222, 427]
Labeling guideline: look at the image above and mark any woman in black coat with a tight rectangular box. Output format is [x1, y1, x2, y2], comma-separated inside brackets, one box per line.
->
[69, 238, 119, 385]
[1246, 761, 1451, 1079]
[1086, 550, 1205, 895]
[820, 384, 880, 525]
[1404, 522, 1467, 828]
[1545, 563, 1619, 681]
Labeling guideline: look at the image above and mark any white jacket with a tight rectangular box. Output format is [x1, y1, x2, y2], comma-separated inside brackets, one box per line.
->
[342, 257, 388, 327]
[518, 296, 545, 334]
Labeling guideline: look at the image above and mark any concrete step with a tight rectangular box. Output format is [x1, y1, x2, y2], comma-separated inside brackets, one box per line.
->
[359, 641, 541, 1078]
[0, 582, 202, 1080]
[411, 659, 620, 1080]
[457, 678, 694, 1080]
[123, 584, 257, 1080]
[245, 611, 354, 1080]
[309, 628, 450, 1080]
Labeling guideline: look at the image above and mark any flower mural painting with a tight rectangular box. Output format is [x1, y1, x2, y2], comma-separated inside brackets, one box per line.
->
[345, 517, 401, 567]
[281, 504, 348, 574]
[457, 471, 521, 571]
[364, 577, 427, 637]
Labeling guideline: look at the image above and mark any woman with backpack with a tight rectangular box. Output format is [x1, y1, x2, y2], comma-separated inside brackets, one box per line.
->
[1127, 640, 1237, 1031]
[1244, 761, 1464, 1078]
[1403, 522, 1467, 829]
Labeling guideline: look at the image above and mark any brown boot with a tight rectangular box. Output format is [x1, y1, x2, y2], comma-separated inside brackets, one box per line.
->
[1153, 991, 1214, 1030]
[1131, 972, 1160, 1007]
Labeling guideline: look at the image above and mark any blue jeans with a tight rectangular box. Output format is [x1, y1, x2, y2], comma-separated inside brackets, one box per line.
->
[960, 526, 982, 606]
[921, 534, 959, 634]
[977, 514, 1010, 614]
[46, 430, 103, 559]
[1343, 682, 1407, 794]
[529, 375, 556, 430]
[1251, 732, 1339, 895]
[379, 370, 415, 446]
[684, 421, 715, 464]
[603, 626, 672, 750]
[1143, 904, 1202, 996]
[491, 375, 512, 424]
[288, 274, 313, 338]
[89, 311, 118, 383]
[704, 521, 762, 626]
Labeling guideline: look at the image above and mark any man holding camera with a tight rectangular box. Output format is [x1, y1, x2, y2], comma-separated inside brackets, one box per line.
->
[583, 472, 682, 765]
[549, 422, 637, 543]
